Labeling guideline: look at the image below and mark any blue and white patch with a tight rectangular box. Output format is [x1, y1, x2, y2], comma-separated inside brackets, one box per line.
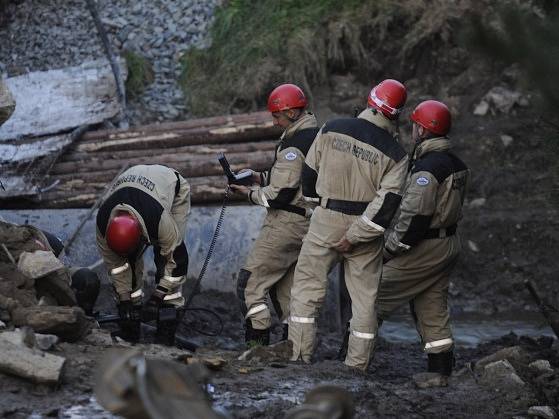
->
[285, 152, 297, 161]
[416, 176, 430, 186]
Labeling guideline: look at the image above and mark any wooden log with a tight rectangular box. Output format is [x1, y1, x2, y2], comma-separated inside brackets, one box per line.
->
[81, 111, 272, 142]
[74, 123, 279, 153]
[0, 337, 65, 384]
[57, 140, 277, 164]
[50, 149, 275, 176]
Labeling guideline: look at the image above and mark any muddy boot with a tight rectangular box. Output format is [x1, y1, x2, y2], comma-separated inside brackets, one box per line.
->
[245, 320, 270, 347]
[155, 305, 179, 346]
[428, 350, 455, 376]
[117, 301, 141, 343]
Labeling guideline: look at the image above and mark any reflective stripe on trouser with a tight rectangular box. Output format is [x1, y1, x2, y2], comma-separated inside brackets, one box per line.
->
[111, 257, 145, 303]
[378, 235, 461, 354]
[288, 316, 316, 363]
[240, 210, 309, 330]
[289, 208, 383, 369]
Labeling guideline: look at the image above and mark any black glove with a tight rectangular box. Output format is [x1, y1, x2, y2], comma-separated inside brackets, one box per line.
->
[118, 300, 139, 321]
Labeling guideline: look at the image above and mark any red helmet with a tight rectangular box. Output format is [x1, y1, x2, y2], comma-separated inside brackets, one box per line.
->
[367, 79, 407, 119]
[106, 213, 142, 256]
[267, 84, 307, 113]
[411, 100, 451, 135]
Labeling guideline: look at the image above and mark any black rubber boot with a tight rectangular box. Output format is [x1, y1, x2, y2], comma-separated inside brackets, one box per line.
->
[281, 324, 289, 341]
[245, 320, 270, 347]
[117, 301, 141, 343]
[155, 305, 179, 346]
[428, 350, 455, 376]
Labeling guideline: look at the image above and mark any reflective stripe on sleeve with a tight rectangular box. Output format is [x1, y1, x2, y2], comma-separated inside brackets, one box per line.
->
[246, 304, 268, 318]
[424, 338, 453, 350]
[162, 275, 185, 284]
[397, 241, 411, 250]
[360, 215, 385, 232]
[163, 291, 183, 301]
[110, 263, 130, 275]
[351, 330, 375, 340]
[261, 192, 270, 208]
[130, 289, 144, 299]
[290, 316, 315, 324]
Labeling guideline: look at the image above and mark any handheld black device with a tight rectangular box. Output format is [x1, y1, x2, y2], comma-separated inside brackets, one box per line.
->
[217, 153, 253, 186]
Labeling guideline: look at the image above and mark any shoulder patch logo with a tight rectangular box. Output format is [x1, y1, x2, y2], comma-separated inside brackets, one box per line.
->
[416, 176, 430, 186]
[285, 152, 297, 161]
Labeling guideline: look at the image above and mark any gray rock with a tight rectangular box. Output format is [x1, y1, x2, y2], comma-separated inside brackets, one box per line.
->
[529, 360, 553, 374]
[480, 359, 526, 391]
[17, 250, 65, 279]
[413, 372, 449, 389]
[35, 333, 59, 351]
[475, 346, 528, 373]
[0, 320, 6, 330]
[238, 340, 293, 362]
[527, 406, 557, 419]
[82, 328, 114, 346]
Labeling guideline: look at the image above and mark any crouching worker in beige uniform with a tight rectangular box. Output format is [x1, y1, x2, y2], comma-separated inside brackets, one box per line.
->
[378, 100, 470, 379]
[96, 164, 191, 344]
[288, 79, 409, 369]
[231, 84, 319, 347]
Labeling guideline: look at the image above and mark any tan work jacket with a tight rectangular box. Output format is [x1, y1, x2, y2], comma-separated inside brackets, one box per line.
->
[385, 137, 470, 256]
[303, 108, 408, 243]
[248, 113, 319, 216]
[96, 165, 191, 297]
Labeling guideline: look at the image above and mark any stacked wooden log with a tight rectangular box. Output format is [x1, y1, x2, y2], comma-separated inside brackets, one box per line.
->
[24, 112, 281, 208]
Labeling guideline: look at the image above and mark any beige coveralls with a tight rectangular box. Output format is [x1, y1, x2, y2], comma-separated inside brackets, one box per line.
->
[289, 109, 408, 369]
[379, 137, 470, 353]
[238, 113, 319, 330]
[96, 164, 191, 307]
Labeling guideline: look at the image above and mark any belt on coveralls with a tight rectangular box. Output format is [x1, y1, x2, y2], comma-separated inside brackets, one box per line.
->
[269, 202, 307, 217]
[424, 224, 457, 239]
[320, 197, 368, 216]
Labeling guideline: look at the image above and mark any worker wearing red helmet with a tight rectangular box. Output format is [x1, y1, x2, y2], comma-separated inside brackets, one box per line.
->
[96, 164, 190, 343]
[288, 79, 409, 369]
[378, 100, 470, 381]
[231, 83, 319, 346]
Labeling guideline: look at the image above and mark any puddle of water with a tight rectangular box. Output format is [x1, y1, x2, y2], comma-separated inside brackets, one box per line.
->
[381, 314, 555, 347]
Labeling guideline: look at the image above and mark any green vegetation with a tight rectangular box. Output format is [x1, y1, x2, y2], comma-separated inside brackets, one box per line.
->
[124, 50, 154, 100]
[179, 0, 464, 116]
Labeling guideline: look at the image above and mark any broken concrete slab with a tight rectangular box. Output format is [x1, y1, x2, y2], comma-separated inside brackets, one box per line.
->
[0, 336, 65, 384]
[11, 305, 92, 342]
[237, 340, 292, 362]
[474, 346, 529, 373]
[527, 405, 557, 419]
[412, 372, 449, 389]
[0, 58, 127, 141]
[17, 250, 65, 279]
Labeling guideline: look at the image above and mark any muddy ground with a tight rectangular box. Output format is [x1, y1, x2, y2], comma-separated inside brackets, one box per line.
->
[1, 288, 558, 419]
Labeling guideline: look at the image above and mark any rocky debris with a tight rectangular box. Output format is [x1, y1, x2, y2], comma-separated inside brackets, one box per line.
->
[238, 340, 292, 363]
[474, 346, 529, 373]
[0, 78, 15, 125]
[501, 134, 514, 147]
[480, 359, 527, 391]
[529, 360, 554, 374]
[0, 0, 221, 124]
[528, 406, 557, 419]
[178, 354, 227, 371]
[0, 334, 65, 384]
[0, 320, 5, 330]
[11, 305, 92, 342]
[82, 327, 114, 346]
[17, 250, 65, 279]
[474, 86, 530, 116]
[468, 197, 487, 208]
[1, 327, 59, 351]
[412, 372, 448, 389]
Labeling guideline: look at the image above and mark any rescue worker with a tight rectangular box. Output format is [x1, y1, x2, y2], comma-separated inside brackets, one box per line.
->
[231, 84, 319, 346]
[289, 79, 409, 369]
[378, 100, 470, 379]
[96, 164, 191, 344]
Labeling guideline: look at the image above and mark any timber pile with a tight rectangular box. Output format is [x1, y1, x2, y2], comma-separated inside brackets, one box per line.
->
[3, 112, 280, 208]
